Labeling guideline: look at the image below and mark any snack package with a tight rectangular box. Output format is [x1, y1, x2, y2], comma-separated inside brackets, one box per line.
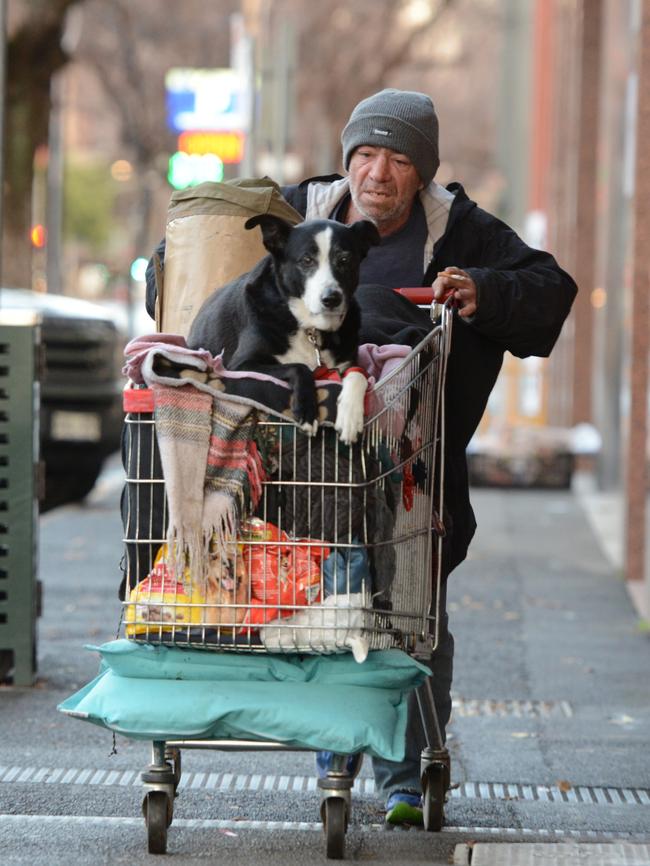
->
[239, 518, 329, 627]
[203, 540, 249, 625]
[124, 555, 206, 636]
[125, 542, 249, 635]
[126, 524, 330, 636]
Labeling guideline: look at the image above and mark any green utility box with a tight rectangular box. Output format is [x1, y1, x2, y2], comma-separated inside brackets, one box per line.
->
[0, 312, 41, 685]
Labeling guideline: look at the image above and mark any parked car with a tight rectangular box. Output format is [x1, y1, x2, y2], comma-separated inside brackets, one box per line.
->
[0, 288, 126, 510]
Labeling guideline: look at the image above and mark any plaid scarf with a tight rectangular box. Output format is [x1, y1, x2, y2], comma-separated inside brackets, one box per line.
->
[151, 382, 264, 583]
[203, 396, 264, 554]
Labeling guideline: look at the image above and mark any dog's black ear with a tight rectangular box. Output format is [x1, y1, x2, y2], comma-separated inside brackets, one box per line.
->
[245, 214, 293, 256]
[349, 219, 382, 258]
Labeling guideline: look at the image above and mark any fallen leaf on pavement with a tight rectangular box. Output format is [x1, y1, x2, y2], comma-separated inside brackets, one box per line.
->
[610, 714, 635, 726]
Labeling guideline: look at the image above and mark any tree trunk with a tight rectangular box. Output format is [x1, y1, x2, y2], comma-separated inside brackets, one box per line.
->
[2, 86, 50, 287]
[1, 0, 82, 288]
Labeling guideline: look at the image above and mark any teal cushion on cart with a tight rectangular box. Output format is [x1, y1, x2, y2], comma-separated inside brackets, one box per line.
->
[90, 639, 428, 689]
[57, 641, 430, 761]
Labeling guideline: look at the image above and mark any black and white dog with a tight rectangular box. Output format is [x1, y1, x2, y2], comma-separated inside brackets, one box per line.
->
[188, 215, 380, 443]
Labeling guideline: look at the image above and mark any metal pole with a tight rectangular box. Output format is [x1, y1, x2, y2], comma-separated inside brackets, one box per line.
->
[497, 0, 533, 233]
[230, 11, 256, 178]
[625, 0, 649, 595]
[593, 5, 629, 490]
[571, 0, 603, 427]
[271, 18, 290, 184]
[46, 73, 64, 295]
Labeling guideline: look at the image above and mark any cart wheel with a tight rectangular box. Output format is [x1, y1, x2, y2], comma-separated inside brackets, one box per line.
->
[422, 764, 446, 832]
[322, 796, 347, 860]
[143, 790, 171, 854]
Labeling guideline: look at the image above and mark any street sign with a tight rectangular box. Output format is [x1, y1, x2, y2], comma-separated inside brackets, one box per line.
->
[165, 68, 248, 133]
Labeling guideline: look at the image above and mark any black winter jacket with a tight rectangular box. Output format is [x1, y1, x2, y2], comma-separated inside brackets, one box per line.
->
[280, 176, 578, 575]
[144, 177, 577, 578]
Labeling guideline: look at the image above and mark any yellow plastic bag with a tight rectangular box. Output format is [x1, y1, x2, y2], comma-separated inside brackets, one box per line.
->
[125, 543, 249, 635]
[124, 546, 206, 636]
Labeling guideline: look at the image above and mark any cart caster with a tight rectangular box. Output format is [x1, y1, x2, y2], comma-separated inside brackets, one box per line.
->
[143, 790, 172, 854]
[321, 796, 348, 860]
[421, 762, 447, 832]
[165, 746, 182, 794]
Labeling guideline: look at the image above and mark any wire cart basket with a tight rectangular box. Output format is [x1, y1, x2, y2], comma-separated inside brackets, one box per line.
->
[119, 293, 453, 858]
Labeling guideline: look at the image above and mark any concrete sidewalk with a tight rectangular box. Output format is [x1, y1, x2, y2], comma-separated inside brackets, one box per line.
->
[5, 462, 647, 865]
[443, 481, 650, 861]
[574, 472, 650, 620]
[453, 841, 650, 864]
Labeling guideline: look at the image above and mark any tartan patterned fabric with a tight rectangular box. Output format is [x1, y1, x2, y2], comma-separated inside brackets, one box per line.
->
[202, 397, 265, 562]
[151, 382, 263, 583]
[205, 398, 264, 505]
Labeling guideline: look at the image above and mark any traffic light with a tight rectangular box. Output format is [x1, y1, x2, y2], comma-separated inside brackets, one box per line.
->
[167, 152, 224, 190]
[30, 224, 47, 248]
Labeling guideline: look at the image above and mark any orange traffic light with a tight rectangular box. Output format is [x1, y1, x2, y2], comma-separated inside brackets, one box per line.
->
[30, 224, 47, 248]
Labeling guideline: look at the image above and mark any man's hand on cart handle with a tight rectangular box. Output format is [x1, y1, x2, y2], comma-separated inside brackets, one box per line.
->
[433, 266, 478, 318]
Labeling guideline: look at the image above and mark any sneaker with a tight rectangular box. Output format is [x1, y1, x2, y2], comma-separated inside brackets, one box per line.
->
[316, 751, 363, 779]
[385, 790, 423, 826]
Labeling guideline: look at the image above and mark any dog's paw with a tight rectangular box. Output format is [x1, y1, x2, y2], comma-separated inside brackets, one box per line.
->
[299, 418, 319, 437]
[335, 408, 363, 444]
[335, 371, 367, 444]
[292, 388, 319, 436]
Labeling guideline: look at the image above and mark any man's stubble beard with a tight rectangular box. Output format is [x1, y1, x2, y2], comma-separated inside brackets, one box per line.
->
[350, 185, 413, 231]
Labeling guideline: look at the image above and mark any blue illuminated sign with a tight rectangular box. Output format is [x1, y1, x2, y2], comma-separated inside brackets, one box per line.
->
[165, 68, 247, 133]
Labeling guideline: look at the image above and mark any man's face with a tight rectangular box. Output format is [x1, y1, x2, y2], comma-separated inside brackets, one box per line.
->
[348, 146, 423, 230]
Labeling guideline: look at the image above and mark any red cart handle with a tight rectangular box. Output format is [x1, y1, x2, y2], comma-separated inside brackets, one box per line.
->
[122, 290, 454, 413]
[394, 287, 456, 305]
[123, 385, 155, 413]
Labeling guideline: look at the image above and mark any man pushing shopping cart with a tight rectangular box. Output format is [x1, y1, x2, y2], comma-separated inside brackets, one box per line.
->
[61, 88, 576, 859]
[141, 87, 577, 827]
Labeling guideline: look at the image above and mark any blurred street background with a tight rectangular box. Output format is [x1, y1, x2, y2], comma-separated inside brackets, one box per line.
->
[1, 0, 649, 606]
[0, 0, 649, 862]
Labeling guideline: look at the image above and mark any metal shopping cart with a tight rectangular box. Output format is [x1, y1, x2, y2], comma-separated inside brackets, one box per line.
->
[117, 291, 452, 858]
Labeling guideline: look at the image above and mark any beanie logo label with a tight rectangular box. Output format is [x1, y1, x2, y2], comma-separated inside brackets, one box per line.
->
[372, 128, 391, 136]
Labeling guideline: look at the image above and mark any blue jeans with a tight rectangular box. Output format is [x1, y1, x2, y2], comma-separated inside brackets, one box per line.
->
[372, 582, 454, 799]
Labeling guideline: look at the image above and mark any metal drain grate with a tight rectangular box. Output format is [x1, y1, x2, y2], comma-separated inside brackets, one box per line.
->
[451, 698, 573, 718]
[2, 766, 649, 807]
[449, 782, 650, 806]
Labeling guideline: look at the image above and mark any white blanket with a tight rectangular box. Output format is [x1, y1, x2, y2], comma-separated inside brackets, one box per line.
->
[259, 593, 372, 663]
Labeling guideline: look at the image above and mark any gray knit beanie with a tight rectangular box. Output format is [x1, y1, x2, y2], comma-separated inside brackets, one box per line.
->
[341, 89, 440, 186]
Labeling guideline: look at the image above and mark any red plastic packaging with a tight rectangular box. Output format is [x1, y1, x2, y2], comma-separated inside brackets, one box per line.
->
[239, 519, 329, 625]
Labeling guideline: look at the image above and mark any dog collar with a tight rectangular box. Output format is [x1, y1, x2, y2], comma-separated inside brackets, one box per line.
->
[305, 328, 323, 367]
[342, 366, 368, 379]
